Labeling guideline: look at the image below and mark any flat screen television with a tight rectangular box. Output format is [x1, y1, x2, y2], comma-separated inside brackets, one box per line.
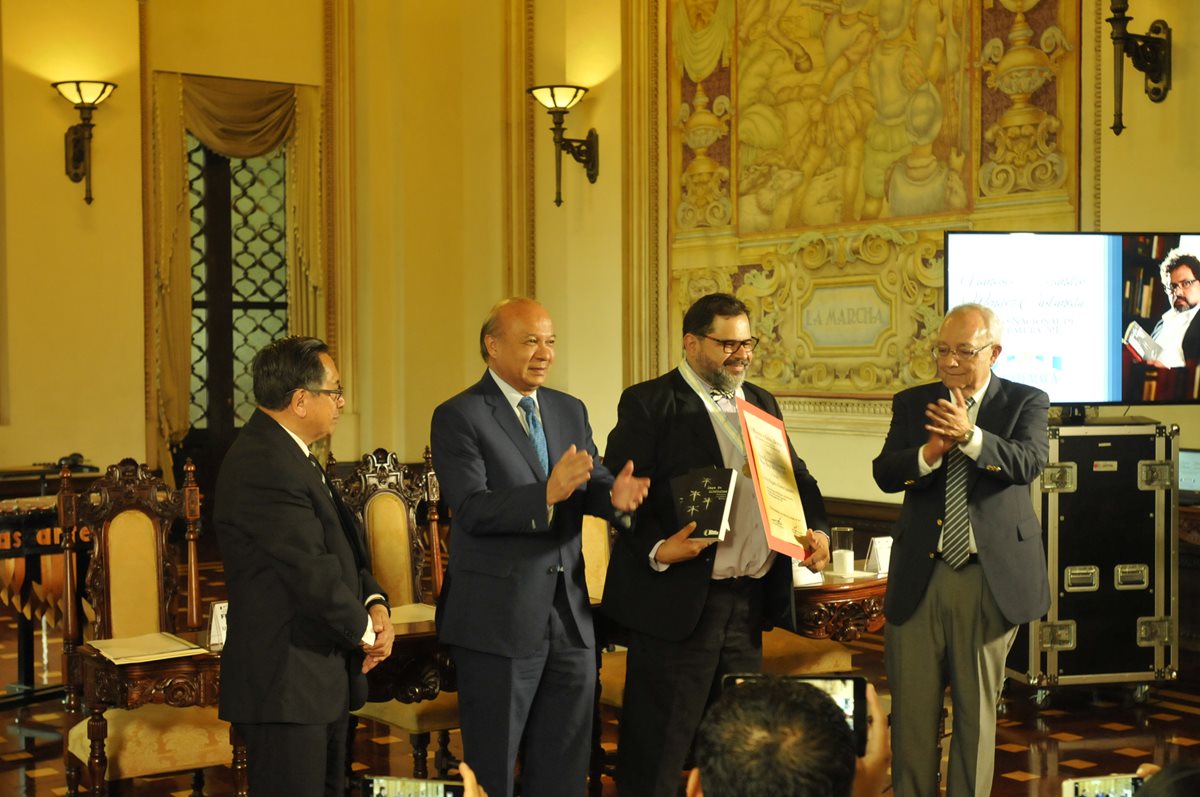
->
[943, 231, 1200, 407]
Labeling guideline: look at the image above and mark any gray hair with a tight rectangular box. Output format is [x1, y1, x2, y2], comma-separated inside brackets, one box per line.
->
[943, 303, 1003, 346]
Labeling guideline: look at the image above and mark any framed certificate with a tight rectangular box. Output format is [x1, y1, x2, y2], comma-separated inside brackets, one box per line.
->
[736, 398, 810, 561]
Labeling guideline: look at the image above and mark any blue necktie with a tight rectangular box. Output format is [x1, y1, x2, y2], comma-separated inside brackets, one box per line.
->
[942, 397, 975, 569]
[518, 396, 550, 475]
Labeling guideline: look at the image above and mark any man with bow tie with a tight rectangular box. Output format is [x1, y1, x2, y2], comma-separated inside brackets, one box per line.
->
[873, 303, 1049, 797]
[430, 297, 650, 797]
[600, 292, 831, 797]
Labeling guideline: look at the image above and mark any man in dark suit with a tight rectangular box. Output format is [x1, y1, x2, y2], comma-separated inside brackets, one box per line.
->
[601, 292, 831, 797]
[430, 297, 650, 797]
[1149, 250, 1200, 367]
[873, 303, 1049, 797]
[215, 336, 395, 797]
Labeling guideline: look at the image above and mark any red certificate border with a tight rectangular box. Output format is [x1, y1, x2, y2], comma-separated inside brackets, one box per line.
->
[736, 398, 810, 561]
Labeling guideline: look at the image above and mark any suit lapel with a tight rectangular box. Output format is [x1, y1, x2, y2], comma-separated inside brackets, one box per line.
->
[480, 375, 546, 477]
[540, 390, 564, 467]
[670, 370, 724, 466]
[969, 375, 1006, 491]
[249, 410, 369, 572]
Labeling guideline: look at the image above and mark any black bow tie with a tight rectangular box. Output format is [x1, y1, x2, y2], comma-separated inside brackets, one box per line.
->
[709, 388, 735, 402]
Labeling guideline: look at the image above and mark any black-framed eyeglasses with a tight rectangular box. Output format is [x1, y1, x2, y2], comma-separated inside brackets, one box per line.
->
[932, 343, 993, 361]
[701, 335, 760, 354]
[1168, 278, 1198, 295]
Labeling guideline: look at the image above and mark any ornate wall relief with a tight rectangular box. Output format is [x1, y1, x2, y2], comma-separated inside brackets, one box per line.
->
[665, 0, 1080, 398]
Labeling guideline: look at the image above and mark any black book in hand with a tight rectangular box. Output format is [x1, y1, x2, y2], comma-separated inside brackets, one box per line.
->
[670, 468, 737, 541]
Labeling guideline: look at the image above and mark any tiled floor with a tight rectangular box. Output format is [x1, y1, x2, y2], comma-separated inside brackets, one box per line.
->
[0, 562, 1198, 795]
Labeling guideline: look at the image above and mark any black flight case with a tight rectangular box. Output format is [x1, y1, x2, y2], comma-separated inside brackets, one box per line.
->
[1006, 419, 1179, 704]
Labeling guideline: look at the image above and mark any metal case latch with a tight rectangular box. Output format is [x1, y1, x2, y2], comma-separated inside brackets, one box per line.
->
[1138, 460, 1174, 491]
[1063, 566, 1099, 592]
[1137, 616, 1173, 647]
[1038, 620, 1077, 651]
[1114, 564, 1150, 590]
[1041, 463, 1077, 493]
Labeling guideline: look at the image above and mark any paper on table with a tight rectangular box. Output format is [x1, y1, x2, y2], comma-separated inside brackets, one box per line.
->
[736, 398, 810, 561]
[89, 632, 206, 664]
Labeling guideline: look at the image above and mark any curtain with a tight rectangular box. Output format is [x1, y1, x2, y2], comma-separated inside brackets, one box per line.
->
[150, 72, 324, 482]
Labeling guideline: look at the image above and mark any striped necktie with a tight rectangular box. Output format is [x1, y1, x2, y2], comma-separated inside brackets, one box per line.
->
[941, 397, 975, 569]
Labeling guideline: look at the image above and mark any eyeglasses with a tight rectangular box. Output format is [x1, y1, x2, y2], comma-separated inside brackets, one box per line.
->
[932, 343, 994, 361]
[701, 335, 760, 354]
[295, 387, 345, 401]
[1168, 278, 1198, 295]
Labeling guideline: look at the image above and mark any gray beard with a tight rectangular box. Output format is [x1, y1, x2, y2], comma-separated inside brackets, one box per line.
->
[705, 365, 745, 394]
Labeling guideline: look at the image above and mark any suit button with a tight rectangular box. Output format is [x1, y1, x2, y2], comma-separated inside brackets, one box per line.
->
[936, 518, 943, 526]
[546, 567, 556, 574]
[928, 552, 935, 559]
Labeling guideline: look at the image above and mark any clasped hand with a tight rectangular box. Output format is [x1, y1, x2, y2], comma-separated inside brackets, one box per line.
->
[923, 387, 972, 461]
[360, 603, 394, 674]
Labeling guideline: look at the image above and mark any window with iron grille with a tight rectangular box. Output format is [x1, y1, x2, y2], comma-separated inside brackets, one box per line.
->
[180, 133, 288, 483]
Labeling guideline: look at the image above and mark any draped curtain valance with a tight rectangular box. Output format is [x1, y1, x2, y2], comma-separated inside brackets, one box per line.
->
[149, 72, 324, 482]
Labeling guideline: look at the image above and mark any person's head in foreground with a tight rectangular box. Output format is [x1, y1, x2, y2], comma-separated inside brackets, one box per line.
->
[687, 676, 858, 797]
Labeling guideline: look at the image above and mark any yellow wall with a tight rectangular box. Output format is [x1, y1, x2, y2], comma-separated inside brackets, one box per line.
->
[351, 0, 506, 463]
[1091, 0, 1200, 440]
[533, 0, 626, 449]
[0, 0, 143, 467]
[146, 0, 324, 86]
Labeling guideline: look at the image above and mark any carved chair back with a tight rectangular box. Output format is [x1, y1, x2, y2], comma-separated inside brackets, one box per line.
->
[333, 448, 437, 605]
[58, 458, 201, 647]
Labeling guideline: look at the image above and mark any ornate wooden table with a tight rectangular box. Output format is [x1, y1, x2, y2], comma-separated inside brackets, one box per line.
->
[64, 632, 238, 797]
[66, 620, 455, 796]
[793, 568, 887, 642]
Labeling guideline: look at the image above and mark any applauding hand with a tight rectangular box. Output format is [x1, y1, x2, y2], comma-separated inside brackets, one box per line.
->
[611, 460, 650, 512]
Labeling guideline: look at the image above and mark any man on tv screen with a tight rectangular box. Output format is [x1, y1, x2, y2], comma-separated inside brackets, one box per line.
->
[1148, 249, 1200, 368]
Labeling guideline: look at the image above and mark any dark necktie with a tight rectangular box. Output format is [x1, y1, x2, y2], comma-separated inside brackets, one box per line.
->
[518, 396, 550, 475]
[941, 397, 975, 570]
[308, 453, 333, 499]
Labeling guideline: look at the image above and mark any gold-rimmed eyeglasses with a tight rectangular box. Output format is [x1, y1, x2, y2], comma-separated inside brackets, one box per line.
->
[932, 343, 994, 361]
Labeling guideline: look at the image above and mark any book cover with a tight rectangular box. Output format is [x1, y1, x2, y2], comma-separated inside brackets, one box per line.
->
[670, 468, 736, 541]
[1123, 320, 1163, 363]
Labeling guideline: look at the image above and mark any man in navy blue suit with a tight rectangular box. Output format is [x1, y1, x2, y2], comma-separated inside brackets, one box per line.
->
[431, 297, 649, 797]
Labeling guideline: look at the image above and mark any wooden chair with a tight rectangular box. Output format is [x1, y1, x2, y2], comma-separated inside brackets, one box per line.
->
[58, 458, 245, 796]
[334, 447, 458, 779]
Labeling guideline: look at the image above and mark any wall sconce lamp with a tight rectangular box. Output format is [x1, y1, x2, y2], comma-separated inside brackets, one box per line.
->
[51, 80, 117, 204]
[1106, 1, 1170, 135]
[527, 85, 599, 207]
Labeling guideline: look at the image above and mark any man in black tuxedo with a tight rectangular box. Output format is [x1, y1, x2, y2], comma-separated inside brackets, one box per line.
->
[430, 297, 649, 797]
[215, 336, 395, 797]
[1148, 251, 1200, 367]
[873, 303, 1049, 797]
[601, 292, 831, 797]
